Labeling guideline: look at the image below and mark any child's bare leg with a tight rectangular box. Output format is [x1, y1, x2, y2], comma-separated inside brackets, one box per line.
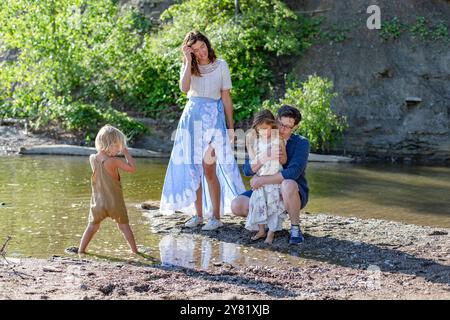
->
[79, 223, 100, 253]
[117, 223, 138, 253]
[264, 231, 275, 244]
[251, 224, 267, 241]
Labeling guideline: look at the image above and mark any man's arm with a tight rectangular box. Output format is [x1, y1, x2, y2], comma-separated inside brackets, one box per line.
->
[280, 139, 309, 181]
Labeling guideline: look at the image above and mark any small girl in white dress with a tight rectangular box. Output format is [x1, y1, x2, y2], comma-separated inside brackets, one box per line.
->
[245, 110, 287, 244]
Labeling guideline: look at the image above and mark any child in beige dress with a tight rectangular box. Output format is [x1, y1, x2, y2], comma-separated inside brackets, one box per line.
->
[78, 125, 138, 254]
[245, 110, 287, 244]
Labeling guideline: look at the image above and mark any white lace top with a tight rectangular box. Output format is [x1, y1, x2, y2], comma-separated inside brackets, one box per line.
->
[180, 59, 232, 100]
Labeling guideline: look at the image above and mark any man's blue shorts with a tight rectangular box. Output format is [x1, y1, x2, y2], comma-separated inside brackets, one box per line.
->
[240, 188, 308, 209]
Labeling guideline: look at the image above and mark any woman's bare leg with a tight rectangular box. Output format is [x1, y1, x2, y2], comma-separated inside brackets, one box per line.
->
[194, 184, 203, 219]
[203, 145, 220, 219]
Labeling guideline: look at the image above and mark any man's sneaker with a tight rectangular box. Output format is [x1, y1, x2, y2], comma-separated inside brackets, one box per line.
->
[184, 216, 203, 228]
[289, 226, 305, 245]
[201, 217, 224, 231]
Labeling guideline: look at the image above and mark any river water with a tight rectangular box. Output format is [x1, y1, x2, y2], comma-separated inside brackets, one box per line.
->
[1, 156, 449, 267]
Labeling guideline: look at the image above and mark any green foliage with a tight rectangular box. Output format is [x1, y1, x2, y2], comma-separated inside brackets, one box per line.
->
[380, 16, 449, 42]
[0, 0, 322, 137]
[319, 21, 358, 44]
[52, 102, 147, 143]
[380, 17, 405, 40]
[410, 17, 450, 42]
[150, 0, 321, 121]
[411, 16, 429, 39]
[432, 22, 449, 41]
[0, 0, 149, 142]
[263, 75, 347, 152]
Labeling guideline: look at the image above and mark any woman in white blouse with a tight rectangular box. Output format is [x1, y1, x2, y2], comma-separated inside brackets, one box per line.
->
[160, 31, 245, 230]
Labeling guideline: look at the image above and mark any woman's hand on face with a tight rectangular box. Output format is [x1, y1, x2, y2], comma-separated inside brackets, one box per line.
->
[182, 44, 193, 63]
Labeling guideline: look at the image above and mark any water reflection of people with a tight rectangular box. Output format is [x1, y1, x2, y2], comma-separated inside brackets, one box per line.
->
[158, 235, 240, 269]
[159, 235, 196, 267]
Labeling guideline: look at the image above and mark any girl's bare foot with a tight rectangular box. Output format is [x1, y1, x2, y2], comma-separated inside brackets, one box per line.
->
[251, 230, 266, 241]
[264, 231, 275, 244]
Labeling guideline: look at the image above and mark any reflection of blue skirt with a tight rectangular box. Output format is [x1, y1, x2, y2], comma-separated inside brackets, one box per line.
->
[160, 96, 245, 217]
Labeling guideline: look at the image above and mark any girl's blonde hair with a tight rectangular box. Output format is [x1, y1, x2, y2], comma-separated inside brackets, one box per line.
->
[95, 125, 127, 155]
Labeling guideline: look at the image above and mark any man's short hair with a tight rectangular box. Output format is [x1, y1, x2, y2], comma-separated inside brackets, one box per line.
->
[277, 105, 302, 125]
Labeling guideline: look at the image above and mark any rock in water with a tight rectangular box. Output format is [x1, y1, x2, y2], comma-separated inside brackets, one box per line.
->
[65, 246, 79, 254]
[141, 201, 160, 210]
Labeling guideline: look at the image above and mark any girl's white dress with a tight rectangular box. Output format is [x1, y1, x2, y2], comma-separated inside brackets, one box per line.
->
[245, 137, 286, 232]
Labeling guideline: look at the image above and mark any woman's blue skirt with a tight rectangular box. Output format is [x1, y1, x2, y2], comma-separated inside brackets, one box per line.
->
[160, 96, 245, 217]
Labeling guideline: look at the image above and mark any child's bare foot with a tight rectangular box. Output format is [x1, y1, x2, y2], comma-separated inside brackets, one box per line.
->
[251, 230, 266, 241]
[264, 231, 275, 244]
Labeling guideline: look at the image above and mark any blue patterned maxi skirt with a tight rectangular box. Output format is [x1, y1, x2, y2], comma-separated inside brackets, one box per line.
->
[160, 96, 245, 217]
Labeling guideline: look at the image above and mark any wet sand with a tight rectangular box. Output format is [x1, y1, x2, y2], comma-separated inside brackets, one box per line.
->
[1, 202, 449, 300]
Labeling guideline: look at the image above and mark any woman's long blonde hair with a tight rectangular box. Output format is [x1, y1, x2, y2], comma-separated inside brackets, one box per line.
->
[95, 125, 127, 155]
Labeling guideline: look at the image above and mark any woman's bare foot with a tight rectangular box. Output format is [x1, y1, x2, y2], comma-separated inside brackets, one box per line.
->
[264, 231, 275, 244]
[251, 230, 266, 241]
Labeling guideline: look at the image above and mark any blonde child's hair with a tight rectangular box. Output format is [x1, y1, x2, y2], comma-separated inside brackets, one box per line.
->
[95, 125, 127, 155]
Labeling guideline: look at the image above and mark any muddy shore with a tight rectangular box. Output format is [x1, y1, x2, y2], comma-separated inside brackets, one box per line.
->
[1, 202, 449, 300]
